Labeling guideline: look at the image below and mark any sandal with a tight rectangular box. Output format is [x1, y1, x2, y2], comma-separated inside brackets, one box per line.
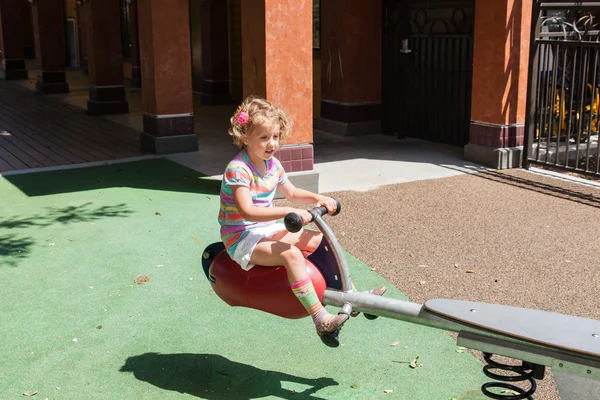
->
[315, 313, 349, 336]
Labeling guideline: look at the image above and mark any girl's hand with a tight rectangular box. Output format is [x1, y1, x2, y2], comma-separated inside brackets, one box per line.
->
[294, 208, 313, 225]
[316, 196, 337, 215]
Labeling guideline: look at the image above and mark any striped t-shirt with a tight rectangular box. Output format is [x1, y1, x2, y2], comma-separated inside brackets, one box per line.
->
[218, 149, 288, 257]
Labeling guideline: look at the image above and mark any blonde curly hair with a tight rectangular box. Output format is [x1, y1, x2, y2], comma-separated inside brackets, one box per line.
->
[228, 95, 293, 148]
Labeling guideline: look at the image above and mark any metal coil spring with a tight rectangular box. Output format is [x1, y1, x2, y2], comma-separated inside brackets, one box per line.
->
[481, 353, 538, 399]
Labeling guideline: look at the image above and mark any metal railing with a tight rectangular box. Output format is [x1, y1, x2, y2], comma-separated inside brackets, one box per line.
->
[524, 1, 600, 177]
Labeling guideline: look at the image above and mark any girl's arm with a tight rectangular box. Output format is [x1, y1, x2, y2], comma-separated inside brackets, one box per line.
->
[231, 185, 312, 223]
[277, 180, 338, 214]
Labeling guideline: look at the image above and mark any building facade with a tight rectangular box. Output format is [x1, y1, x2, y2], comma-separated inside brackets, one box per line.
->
[0, 0, 543, 182]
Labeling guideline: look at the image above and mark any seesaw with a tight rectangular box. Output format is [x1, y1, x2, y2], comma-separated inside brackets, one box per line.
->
[202, 202, 600, 399]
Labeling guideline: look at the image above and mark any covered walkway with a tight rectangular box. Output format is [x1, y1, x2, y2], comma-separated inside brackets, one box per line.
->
[0, 65, 488, 195]
[0, 65, 237, 173]
[0, 80, 143, 172]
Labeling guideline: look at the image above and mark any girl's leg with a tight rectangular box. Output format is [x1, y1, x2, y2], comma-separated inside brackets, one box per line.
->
[269, 228, 322, 254]
[270, 229, 388, 317]
[249, 238, 348, 336]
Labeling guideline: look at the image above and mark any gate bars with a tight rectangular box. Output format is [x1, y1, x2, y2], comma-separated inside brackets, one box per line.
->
[524, 1, 600, 177]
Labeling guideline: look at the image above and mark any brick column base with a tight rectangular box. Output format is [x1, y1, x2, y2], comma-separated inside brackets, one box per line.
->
[272, 144, 318, 197]
[1, 60, 28, 80]
[275, 144, 314, 173]
[464, 121, 524, 169]
[36, 71, 69, 94]
[139, 113, 198, 154]
[87, 85, 129, 114]
[316, 100, 381, 136]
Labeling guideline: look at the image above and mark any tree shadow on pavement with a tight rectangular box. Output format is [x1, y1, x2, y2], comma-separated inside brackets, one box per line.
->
[0, 203, 133, 229]
[119, 352, 338, 400]
[0, 234, 35, 267]
[0, 203, 133, 267]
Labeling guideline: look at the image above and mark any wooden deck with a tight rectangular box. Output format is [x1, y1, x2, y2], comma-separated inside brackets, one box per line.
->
[0, 81, 145, 173]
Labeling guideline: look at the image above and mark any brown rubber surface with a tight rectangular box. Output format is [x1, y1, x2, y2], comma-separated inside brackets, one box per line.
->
[278, 167, 600, 399]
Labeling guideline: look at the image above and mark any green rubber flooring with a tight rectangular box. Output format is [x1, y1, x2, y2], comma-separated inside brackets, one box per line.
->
[0, 159, 490, 399]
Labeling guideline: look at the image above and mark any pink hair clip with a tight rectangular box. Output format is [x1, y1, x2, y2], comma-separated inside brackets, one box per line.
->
[237, 111, 249, 126]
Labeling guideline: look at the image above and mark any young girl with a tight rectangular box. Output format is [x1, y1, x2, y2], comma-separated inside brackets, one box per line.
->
[218, 96, 385, 340]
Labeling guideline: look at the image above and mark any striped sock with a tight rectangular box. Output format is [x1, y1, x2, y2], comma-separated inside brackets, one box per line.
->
[291, 278, 333, 325]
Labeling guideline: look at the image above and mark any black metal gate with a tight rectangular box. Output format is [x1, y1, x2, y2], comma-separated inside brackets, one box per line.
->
[524, 1, 600, 177]
[383, 0, 475, 146]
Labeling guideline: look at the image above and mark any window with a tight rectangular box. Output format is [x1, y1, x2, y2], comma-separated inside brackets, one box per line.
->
[313, 0, 320, 49]
[120, 0, 131, 59]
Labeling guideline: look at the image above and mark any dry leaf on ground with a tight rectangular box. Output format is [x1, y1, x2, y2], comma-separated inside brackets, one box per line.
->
[409, 356, 423, 368]
[134, 275, 150, 284]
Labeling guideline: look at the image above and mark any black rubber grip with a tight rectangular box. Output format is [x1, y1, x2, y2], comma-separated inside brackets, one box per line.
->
[284, 200, 341, 233]
[284, 212, 303, 233]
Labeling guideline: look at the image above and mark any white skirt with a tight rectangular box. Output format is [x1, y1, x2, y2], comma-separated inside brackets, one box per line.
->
[232, 222, 288, 271]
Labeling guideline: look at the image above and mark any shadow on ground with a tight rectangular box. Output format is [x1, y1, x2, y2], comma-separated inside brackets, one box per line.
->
[0, 158, 220, 267]
[0, 202, 134, 267]
[445, 165, 600, 209]
[0, 202, 133, 229]
[119, 352, 338, 400]
[0, 203, 133, 267]
[0, 234, 35, 267]
[3, 158, 221, 197]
